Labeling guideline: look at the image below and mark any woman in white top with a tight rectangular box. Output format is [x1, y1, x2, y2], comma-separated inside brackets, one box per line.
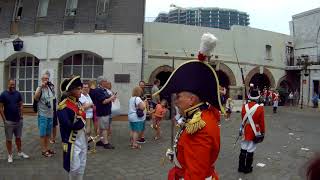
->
[128, 86, 146, 149]
[79, 82, 94, 137]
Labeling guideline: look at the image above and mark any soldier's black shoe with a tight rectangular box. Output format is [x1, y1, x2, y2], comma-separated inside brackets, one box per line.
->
[243, 167, 253, 174]
[244, 152, 254, 174]
[96, 141, 104, 146]
[238, 149, 247, 173]
[103, 143, 115, 149]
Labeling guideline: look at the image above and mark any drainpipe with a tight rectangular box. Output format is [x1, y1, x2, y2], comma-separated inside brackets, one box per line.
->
[308, 69, 311, 106]
[141, 0, 146, 81]
[316, 25, 320, 62]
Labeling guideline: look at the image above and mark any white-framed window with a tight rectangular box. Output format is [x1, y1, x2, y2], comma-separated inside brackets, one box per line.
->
[37, 0, 50, 17]
[265, 44, 272, 60]
[13, 0, 23, 21]
[62, 53, 103, 81]
[96, 0, 110, 15]
[65, 0, 78, 16]
[9, 56, 39, 105]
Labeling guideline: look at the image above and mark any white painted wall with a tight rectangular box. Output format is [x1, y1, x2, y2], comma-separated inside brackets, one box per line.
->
[0, 33, 142, 62]
[144, 22, 291, 89]
[0, 33, 142, 113]
[291, 8, 320, 106]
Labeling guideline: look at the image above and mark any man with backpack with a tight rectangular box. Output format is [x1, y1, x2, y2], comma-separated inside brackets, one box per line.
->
[34, 72, 56, 157]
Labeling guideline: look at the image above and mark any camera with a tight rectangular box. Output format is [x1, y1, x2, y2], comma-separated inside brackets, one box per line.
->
[45, 100, 51, 109]
[46, 81, 53, 86]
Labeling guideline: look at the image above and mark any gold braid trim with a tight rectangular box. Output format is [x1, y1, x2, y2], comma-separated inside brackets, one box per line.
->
[57, 99, 67, 110]
[185, 111, 206, 134]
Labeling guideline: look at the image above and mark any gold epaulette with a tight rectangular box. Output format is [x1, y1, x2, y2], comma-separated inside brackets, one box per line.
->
[185, 111, 206, 134]
[57, 99, 67, 110]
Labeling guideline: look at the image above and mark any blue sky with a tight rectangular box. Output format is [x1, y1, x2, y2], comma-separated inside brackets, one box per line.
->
[145, 0, 319, 35]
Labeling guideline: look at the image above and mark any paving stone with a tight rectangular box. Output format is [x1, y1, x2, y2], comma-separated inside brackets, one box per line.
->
[0, 106, 319, 179]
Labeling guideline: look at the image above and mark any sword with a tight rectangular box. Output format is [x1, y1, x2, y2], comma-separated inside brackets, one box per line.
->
[161, 94, 177, 166]
[233, 126, 243, 149]
[88, 135, 100, 154]
[233, 135, 240, 149]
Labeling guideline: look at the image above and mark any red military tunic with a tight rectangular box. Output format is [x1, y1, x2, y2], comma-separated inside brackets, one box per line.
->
[168, 106, 220, 180]
[241, 102, 265, 141]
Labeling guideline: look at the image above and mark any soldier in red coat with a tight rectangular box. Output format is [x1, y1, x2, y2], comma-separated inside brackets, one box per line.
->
[238, 90, 265, 173]
[154, 33, 223, 180]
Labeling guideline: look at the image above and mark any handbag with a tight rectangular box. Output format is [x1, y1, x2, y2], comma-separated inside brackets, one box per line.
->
[111, 98, 121, 115]
[135, 97, 144, 118]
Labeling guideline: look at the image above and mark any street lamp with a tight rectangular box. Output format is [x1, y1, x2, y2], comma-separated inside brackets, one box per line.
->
[164, 52, 175, 69]
[297, 55, 310, 109]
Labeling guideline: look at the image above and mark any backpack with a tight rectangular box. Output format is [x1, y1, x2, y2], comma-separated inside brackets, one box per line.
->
[33, 89, 42, 112]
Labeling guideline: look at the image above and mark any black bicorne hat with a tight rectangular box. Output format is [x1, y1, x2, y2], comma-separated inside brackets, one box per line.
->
[153, 60, 223, 110]
[60, 76, 83, 93]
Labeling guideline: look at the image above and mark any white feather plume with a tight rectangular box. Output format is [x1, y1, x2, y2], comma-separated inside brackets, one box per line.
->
[199, 33, 217, 56]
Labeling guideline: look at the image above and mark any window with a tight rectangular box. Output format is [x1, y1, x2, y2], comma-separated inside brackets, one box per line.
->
[265, 44, 272, 60]
[9, 56, 39, 105]
[37, 0, 49, 17]
[96, 0, 110, 15]
[13, 0, 23, 21]
[62, 53, 103, 81]
[65, 0, 78, 16]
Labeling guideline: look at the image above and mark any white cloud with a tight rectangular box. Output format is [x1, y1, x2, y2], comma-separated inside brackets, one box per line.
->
[146, 0, 320, 34]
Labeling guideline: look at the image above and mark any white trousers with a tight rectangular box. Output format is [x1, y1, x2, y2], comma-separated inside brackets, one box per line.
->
[70, 130, 87, 176]
[241, 140, 256, 153]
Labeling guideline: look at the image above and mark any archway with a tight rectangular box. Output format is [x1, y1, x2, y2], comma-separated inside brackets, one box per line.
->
[245, 66, 275, 90]
[216, 70, 230, 89]
[215, 63, 237, 86]
[148, 65, 174, 85]
[249, 73, 271, 91]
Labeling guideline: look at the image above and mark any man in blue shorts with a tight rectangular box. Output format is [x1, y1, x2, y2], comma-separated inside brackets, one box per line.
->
[34, 73, 56, 157]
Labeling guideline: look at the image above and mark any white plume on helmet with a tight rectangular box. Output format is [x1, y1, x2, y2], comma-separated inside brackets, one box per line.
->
[199, 33, 217, 56]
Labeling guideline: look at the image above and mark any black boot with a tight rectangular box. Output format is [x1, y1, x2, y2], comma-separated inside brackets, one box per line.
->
[244, 152, 254, 174]
[238, 149, 247, 172]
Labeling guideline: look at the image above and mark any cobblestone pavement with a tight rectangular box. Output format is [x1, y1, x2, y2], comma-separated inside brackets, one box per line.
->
[0, 106, 319, 180]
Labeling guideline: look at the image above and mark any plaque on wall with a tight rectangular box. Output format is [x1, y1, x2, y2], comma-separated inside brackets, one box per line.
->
[114, 74, 130, 83]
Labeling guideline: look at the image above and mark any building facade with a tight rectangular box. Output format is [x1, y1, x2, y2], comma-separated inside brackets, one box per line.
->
[154, 7, 249, 30]
[0, 0, 145, 114]
[289, 7, 320, 106]
[143, 22, 292, 99]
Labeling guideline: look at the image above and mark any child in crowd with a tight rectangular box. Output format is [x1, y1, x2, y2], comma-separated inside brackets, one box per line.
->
[225, 97, 233, 121]
[151, 99, 167, 140]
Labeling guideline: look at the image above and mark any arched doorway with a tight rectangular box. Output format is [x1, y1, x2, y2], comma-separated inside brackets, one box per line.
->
[245, 67, 275, 91]
[148, 65, 174, 86]
[277, 78, 292, 106]
[61, 52, 104, 81]
[249, 73, 271, 91]
[216, 70, 230, 99]
[7, 54, 40, 105]
[216, 70, 230, 89]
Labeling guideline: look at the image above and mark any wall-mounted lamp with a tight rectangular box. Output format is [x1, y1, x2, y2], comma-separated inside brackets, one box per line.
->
[12, 38, 23, 51]
[137, 37, 141, 43]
